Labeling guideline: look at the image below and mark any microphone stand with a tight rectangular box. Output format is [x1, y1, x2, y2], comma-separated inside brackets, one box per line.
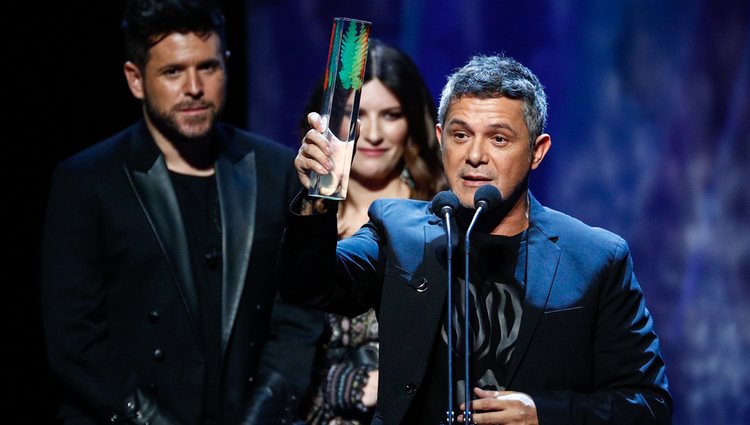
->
[444, 208, 455, 425]
[462, 204, 485, 425]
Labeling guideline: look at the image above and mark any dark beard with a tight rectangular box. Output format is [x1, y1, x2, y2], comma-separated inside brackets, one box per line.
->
[456, 176, 528, 234]
[144, 96, 219, 145]
[144, 96, 222, 168]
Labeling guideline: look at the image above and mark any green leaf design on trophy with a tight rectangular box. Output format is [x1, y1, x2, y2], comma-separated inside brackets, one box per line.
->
[338, 21, 368, 90]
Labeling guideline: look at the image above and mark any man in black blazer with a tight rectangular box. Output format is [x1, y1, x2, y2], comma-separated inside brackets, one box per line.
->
[40, 1, 322, 424]
[281, 54, 672, 424]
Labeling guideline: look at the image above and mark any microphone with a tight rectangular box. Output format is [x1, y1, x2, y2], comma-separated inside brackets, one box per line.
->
[463, 185, 502, 424]
[473, 184, 502, 212]
[431, 190, 460, 220]
[431, 190, 459, 424]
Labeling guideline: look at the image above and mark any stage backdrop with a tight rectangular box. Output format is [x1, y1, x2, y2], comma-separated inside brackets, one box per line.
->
[242, 1, 749, 424]
[10, 0, 747, 424]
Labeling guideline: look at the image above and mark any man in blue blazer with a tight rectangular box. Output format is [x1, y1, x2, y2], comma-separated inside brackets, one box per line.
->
[41, 1, 322, 424]
[280, 53, 671, 424]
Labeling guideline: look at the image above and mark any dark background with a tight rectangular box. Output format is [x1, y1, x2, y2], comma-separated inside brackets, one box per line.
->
[6, 1, 248, 421]
[7, 1, 749, 424]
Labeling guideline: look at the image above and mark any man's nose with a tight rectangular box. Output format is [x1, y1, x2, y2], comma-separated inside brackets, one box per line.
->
[185, 70, 204, 97]
[466, 139, 487, 165]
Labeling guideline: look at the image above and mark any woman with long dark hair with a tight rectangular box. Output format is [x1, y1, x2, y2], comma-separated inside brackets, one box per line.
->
[298, 39, 447, 424]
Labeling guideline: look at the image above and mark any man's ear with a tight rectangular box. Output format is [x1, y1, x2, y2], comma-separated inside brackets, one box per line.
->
[530, 133, 551, 170]
[436, 123, 444, 150]
[124, 61, 145, 100]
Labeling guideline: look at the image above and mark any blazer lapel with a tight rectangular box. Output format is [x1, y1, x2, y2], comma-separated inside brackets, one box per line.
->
[504, 195, 561, 387]
[381, 220, 450, 366]
[125, 154, 202, 337]
[215, 146, 257, 357]
[416, 213, 460, 334]
[379, 217, 453, 424]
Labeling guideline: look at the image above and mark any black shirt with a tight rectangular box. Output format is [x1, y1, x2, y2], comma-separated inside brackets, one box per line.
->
[403, 229, 527, 424]
[170, 171, 223, 424]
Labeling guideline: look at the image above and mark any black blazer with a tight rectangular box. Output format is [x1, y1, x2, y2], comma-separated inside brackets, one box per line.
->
[279, 194, 672, 425]
[41, 121, 322, 424]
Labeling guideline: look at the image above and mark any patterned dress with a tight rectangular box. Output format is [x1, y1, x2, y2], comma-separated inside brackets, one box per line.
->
[304, 309, 379, 425]
[305, 169, 419, 424]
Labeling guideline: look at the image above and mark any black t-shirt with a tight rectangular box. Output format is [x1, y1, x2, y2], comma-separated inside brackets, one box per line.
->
[170, 171, 223, 424]
[403, 229, 527, 424]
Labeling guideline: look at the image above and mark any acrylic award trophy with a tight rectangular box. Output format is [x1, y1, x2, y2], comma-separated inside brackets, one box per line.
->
[307, 17, 372, 200]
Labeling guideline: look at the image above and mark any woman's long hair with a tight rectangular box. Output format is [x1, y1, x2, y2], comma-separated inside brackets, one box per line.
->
[299, 38, 446, 200]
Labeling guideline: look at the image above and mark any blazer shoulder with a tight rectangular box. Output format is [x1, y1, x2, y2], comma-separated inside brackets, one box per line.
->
[54, 124, 138, 178]
[368, 198, 432, 229]
[538, 205, 628, 256]
[369, 198, 430, 216]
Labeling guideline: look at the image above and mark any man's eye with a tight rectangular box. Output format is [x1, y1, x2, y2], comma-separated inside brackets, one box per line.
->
[200, 63, 220, 72]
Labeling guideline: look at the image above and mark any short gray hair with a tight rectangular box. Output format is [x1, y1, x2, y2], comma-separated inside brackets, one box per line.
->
[437, 54, 548, 146]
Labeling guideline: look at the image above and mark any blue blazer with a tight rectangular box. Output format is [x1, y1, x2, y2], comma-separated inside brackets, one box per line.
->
[279, 193, 672, 425]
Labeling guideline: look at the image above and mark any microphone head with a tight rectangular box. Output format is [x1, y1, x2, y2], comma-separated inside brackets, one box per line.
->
[474, 185, 503, 211]
[431, 190, 461, 217]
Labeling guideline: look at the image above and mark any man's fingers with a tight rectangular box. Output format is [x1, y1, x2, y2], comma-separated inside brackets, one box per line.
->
[473, 387, 498, 398]
[297, 129, 334, 174]
[303, 128, 333, 155]
[295, 154, 329, 178]
[307, 111, 326, 133]
[460, 388, 536, 416]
